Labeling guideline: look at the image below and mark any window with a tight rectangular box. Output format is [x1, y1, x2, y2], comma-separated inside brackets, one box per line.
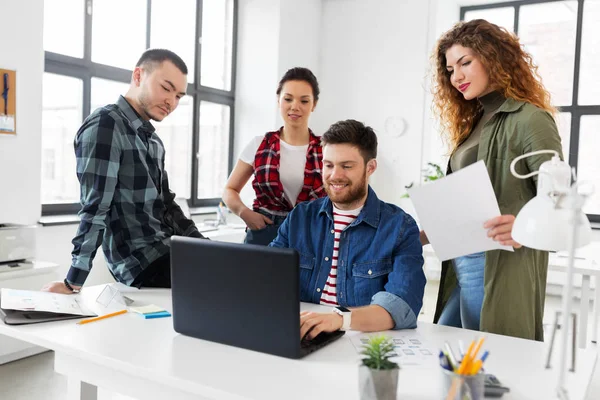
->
[154, 95, 194, 199]
[41, 73, 83, 205]
[578, 0, 600, 105]
[90, 78, 130, 115]
[43, 0, 84, 58]
[91, 0, 147, 70]
[197, 101, 231, 198]
[464, 7, 515, 31]
[150, 0, 197, 83]
[200, 0, 235, 90]
[42, 0, 238, 215]
[461, 0, 600, 223]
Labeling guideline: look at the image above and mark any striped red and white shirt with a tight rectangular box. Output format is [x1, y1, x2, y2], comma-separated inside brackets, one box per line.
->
[320, 205, 363, 306]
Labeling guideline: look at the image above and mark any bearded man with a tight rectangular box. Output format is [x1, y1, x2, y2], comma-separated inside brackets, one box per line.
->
[270, 119, 425, 338]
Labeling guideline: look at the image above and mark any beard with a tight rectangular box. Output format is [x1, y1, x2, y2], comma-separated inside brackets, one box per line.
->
[324, 172, 368, 207]
[138, 89, 165, 122]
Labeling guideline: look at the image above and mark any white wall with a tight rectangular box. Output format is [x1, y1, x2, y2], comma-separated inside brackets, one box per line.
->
[234, 0, 322, 205]
[234, 0, 322, 158]
[313, 0, 434, 215]
[234, 0, 281, 159]
[0, 1, 44, 226]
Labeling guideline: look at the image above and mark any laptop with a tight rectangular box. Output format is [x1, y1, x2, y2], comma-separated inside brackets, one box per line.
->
[170, 236, 345, 359]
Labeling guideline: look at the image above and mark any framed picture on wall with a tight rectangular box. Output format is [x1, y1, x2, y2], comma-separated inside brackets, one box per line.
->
[0, 68, 16, 135]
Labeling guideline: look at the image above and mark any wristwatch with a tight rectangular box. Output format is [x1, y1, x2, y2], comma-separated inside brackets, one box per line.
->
[63, 279, 81, 294]
[332, 305, 352, 331]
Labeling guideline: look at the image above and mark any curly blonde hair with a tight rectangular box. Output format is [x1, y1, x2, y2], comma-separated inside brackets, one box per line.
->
[431, 19, 556, 152]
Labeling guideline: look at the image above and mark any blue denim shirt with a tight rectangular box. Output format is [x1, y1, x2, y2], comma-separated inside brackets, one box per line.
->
[270, 186, 426, 329]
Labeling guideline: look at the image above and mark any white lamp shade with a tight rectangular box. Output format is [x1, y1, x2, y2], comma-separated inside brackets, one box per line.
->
[512, 195, 592, 252]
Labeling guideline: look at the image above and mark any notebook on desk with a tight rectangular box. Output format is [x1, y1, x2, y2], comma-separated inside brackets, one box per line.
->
[0, 288, 96, 325]
[170, 237, 345, 359]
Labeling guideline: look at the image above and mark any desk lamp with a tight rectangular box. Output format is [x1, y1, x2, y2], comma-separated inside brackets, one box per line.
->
[509, 149, 593, 400]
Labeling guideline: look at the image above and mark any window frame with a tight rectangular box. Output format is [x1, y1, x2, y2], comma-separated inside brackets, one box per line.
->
[461, 0, 600, 223]
[42, 0, 238, 216]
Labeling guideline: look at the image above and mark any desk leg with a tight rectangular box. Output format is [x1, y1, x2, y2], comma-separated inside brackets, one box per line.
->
[579, 274, 591, 348]
[67, 377, 98, 400]
[593, 275, 600, 344]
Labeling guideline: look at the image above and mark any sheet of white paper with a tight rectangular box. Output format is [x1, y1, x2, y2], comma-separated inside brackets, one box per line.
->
[0, 115, 15, 132]
[1, 289, 94, 316]
[351, 333, 437, 367]
[408, 160, 513, 261]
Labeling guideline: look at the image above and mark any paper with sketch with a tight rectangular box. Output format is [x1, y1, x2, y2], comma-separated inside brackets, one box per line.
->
[0, 289, 95, 316]
[408, 160, 513, 261]
[351, 333, 436, 367]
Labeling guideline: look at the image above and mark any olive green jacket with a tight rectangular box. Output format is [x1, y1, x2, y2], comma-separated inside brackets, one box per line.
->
[433, 98, 563, 341]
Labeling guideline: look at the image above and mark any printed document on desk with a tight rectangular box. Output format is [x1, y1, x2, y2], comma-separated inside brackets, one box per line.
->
[351, 332, 436, 366]
[408, 161, 513, 261]
[0, 289, 96, 325]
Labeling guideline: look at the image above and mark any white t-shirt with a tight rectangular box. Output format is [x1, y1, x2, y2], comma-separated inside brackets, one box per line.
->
[240, 135, 308, 206]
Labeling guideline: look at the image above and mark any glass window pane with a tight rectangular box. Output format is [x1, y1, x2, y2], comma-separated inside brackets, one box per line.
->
[578, 0, 600, 105]
[518, 1, 578, 107]
[578, 116, 600, 215]
[44, 0, 84, 58]
[92, 0, 147, 70]
[556, 112, 571, 163]
[150, 0, 196, 83]
[464, 7, 515, 32]
[91, 78, 130, 114]
[154, 96, 194, 199]
[200, 0, 235, 90]
[41, 73, 83, 204]
[197, 102, 231, 198]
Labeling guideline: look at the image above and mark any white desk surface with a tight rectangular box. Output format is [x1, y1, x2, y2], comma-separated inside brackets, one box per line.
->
[0, 285, 597, 400]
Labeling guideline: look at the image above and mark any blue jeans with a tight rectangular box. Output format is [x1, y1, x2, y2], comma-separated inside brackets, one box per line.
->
[438, 252, 485, 330]
[243, 210, 287, 246]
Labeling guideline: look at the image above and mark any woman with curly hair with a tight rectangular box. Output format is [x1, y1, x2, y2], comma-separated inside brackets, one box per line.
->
[424, 19, 563, 340]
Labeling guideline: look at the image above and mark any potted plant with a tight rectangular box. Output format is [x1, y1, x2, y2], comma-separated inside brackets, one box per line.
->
[401, 162, 445, 198]
[359, 335, 399, 400]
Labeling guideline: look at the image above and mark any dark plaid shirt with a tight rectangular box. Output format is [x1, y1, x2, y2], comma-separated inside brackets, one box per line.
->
[251, 129, 325, 215]
[67, 96, 203, 287]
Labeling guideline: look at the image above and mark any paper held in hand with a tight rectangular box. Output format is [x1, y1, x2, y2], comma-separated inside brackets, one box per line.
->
[407, 160, 513, 261]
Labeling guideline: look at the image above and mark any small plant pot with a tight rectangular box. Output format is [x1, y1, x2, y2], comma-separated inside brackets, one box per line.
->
[358, 365, 399, 400]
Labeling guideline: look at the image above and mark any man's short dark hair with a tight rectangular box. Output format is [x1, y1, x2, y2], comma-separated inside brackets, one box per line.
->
[321, 119, 378, 162]
[135, 49, 188, 75]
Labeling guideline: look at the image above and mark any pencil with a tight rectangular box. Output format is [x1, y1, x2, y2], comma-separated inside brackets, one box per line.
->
[457, 340, 476, 375]
[77, 309, 128, 325]
[471, 336, 486, 361]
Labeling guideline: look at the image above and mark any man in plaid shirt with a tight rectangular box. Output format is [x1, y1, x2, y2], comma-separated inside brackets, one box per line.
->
[43, 49, 205, 294]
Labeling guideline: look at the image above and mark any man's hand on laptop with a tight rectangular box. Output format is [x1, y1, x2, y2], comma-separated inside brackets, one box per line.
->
[300, 311, 343, 340]
[41, 281, 80, 294]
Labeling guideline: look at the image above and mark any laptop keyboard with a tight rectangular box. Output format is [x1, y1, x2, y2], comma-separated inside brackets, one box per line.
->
[300, 330, 345, 356]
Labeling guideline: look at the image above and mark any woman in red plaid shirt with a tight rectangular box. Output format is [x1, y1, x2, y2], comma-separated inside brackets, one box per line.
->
[223, 67, 326, 245]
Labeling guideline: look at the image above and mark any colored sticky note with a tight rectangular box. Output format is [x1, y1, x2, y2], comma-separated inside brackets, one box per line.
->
[141, 311, 171, 319]
[129, 304, 166, 314]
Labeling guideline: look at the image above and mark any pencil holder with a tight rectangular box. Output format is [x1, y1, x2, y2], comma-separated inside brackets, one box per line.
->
[441, 367, 484, 400]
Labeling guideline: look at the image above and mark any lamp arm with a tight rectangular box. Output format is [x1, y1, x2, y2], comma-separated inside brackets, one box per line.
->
[509, 150, 560, 179]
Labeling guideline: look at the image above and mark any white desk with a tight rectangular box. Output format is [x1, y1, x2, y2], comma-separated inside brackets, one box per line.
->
[549, 242, 600, 348]
[0, 285, 597, 400]
[423, 243, 600, 349]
